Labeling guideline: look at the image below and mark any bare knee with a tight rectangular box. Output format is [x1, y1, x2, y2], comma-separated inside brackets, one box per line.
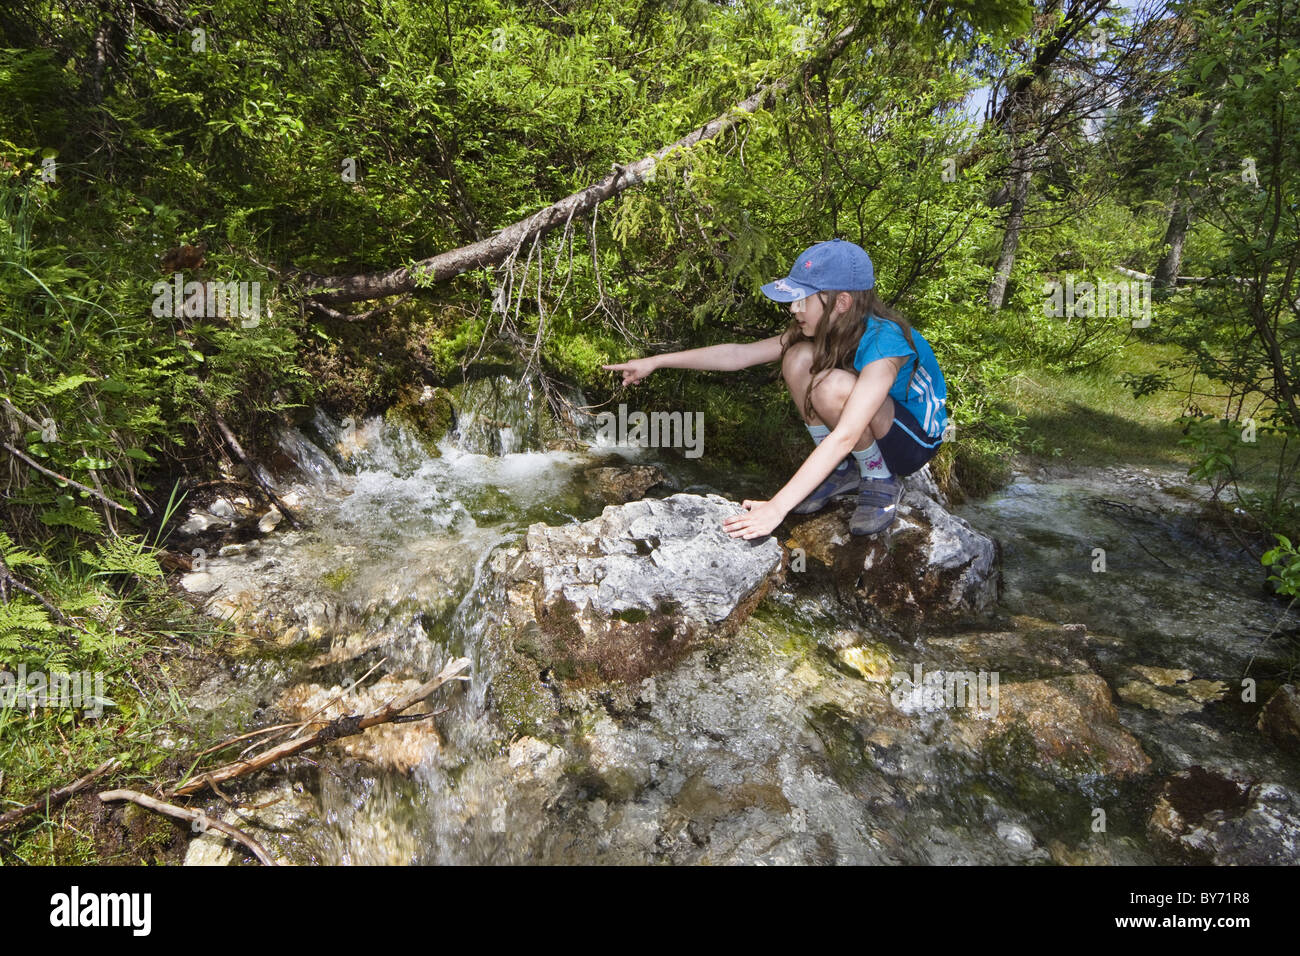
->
[810, 368, 857, 428]
[781, 340, 814, 385]
[782, 342, 817, 420]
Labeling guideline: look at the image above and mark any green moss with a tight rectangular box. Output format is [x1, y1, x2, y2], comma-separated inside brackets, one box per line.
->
[384, 384, 456, 456]
[547, 326, 625, 382]
[513, 635, 545, 661]
[489, 651, 559, 742]
[321, 566, 354, 592]
[748, 602, 830, 659]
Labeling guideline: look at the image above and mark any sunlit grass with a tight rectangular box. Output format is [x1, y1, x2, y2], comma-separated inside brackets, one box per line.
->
[1005, 339, 1288, 484]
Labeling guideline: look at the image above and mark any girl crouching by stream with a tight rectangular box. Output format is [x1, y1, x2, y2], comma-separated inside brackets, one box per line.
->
[603, 239, 948, 540]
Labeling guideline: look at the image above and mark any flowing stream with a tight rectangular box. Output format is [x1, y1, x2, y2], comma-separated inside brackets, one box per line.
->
[179, 380, 1300, 865]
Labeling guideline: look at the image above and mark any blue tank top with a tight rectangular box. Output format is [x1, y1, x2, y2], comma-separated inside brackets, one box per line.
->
[852, 315, 948, 440]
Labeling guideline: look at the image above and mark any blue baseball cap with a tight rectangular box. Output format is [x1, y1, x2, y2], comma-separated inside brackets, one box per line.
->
[760, 238, 874, 301]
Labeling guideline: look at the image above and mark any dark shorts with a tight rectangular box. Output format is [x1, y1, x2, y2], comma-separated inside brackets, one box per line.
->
[877, 401, 943, 477]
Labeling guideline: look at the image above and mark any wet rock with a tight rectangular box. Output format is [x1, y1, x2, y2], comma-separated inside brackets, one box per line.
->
[1117, 666, 1228, 714]
[184, 776, 425, 866]
[1184, 679, 1229, 702]
[785, 473, 1000, 633]
[258, 506, 283, 533]
[482, 493, 784, 737]
[508, 736, 566, 789]
[583, 713, 654, 800]
[1117, 681, 1203, 715]
[208, 497, 237, 519]
[177, 530, 475, 652]
[176, 493, 271, 540]
[180, 570, 221, 595]
[277, 675, 442, 773]
[582, 463, 672, 506]
[184, 782, 319, 866]
[835, 642, 895, 683]
[385, 384, 456, 456]
[178, 510, 230, 536]
[995, 820, 1040, 857]
[307, 629, 391, 668]
[1148, 766, 1300, 865]
[1132, 665, 1193, 685]
[956, 673, 1151, 778]
[1258, 684, 1300, 755]
[921, 618, 1095, 679]
[1048, 838, 1116, 866]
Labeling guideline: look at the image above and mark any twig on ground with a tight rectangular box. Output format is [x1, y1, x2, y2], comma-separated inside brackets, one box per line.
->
[1, 441, 132, 513]
[194, 386, 302, 530]
[174, 656, 471, 796]
[0, 759, 120, 831]
[97, 788, 277, 866]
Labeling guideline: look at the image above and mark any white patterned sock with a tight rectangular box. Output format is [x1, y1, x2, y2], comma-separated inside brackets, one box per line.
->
[851, 442, 892, 478]
[806, 423, 830, 445]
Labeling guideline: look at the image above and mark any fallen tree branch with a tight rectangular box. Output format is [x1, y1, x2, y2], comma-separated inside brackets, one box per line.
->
[1, 441, 132, 513]
[192, 720, 304, 758]
[301, 24, 862, 304]
[194, 386, 303, 531]
[0, 759, 119, 831]
[0, 395, 44, 433]
[97, 789, 278, 866]
[1111, 265, 1251, 287]
[305, 294, 413, 322]
[174, 656, 472, 796]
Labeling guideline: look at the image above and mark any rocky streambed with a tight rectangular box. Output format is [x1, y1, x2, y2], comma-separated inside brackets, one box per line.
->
[167, 382, 1300, 865]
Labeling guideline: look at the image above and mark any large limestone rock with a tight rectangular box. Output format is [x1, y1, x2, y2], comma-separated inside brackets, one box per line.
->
[483, 494, 784, 736]
[785, 466, 1000, 633]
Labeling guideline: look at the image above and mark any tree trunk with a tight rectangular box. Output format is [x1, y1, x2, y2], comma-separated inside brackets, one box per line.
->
[1153, 197, 1190, 289]
[1154, 105, 1218, 290]
[987, 157, 1032, 311]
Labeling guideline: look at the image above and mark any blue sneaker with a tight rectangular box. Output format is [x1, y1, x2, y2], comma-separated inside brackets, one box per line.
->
[790, 458, 859, 515]
[850, 474, 904, 535]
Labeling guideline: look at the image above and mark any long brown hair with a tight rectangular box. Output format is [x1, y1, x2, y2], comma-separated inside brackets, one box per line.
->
[779, 288, 919, 420]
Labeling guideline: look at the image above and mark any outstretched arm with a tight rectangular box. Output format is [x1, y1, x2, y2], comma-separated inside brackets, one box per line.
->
[603, 334, 785, 384]
[722, 358, 897, 539]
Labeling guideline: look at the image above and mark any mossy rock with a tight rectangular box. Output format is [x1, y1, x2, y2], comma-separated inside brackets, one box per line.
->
[450, 376, 566, 454]
[321, 566, 355, 592]
[384, 385, 457, 456]
[486, 633, 561, 742]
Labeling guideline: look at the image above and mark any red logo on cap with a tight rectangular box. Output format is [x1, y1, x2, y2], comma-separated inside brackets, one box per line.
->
[804, 260, 812, 268]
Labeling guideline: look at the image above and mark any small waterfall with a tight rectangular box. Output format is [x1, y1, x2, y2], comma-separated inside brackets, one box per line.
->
[276, 420, 345, 489]
[451, 374, 587, 455]
[189, 376, 605, 865]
